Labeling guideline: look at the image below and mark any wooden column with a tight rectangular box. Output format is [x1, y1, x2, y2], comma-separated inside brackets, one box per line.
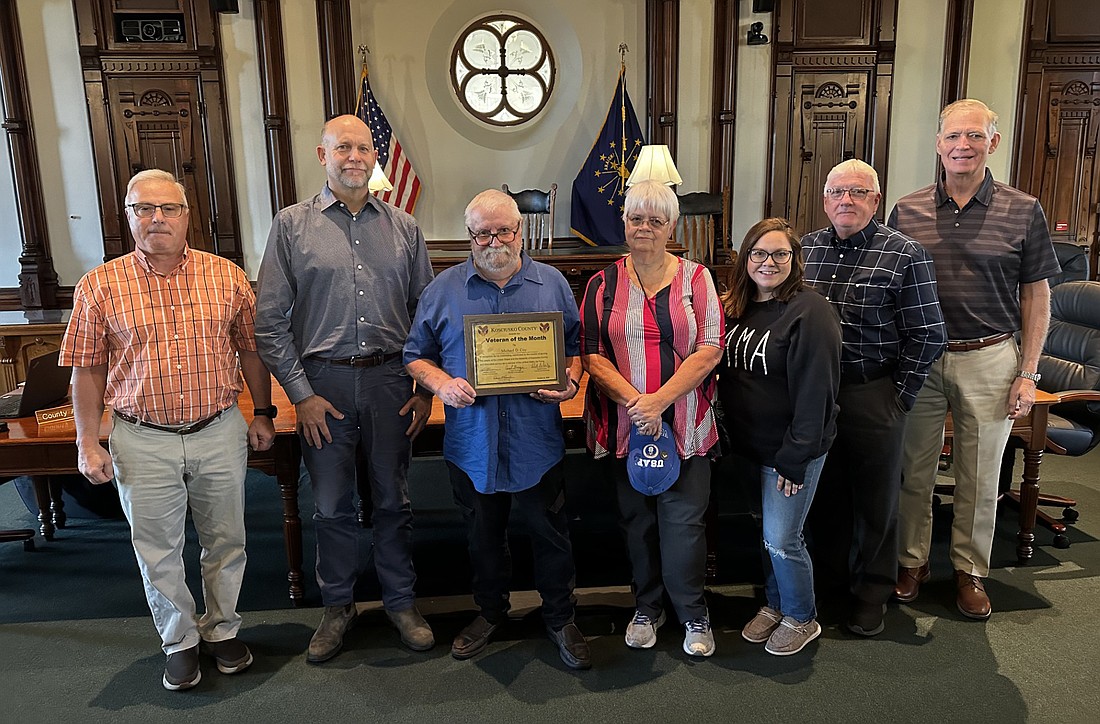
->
[316, 0, 355, 119]
[0, 0, 59, 309]
[941, 0, 974, 107]
[254, 0, 298, 211]
[710, 0, 738, 202]
[646, 0, 680, 155]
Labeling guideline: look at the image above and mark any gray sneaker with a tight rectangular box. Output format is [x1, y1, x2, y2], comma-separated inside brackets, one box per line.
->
[162, 645, 200, 691]
[624, 609, 665, 649]
[307, 603, 358, 664]
[741, 606, 783, 644]
[765, 616, 821, 656]
[386, 606, 435, 651]
[204, 637, 253, 674]
[682, 615, 716, 657]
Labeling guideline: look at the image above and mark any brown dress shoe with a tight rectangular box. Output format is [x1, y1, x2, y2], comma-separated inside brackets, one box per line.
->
[452, 615, 499, 660]
[894, 563, 931, 603]
[954, 571, 992, 620]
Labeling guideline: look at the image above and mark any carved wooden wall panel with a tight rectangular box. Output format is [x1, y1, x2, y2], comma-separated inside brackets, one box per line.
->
[769, 0, 895, 232]
[784, 73, 871, 232]
[73, 0, 242, 267]
[1014, 0, 1100, 276]
[1031, 76, 1098, 248]
[791, 0, 873, 46]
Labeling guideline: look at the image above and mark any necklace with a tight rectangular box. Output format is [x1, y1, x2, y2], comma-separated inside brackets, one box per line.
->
[630, 255, 668, 296]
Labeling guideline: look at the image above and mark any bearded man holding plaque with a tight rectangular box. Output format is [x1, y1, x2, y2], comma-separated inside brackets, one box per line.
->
[404, 189, 589, 670]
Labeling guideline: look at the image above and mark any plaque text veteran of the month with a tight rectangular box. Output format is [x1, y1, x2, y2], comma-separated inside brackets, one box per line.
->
[463, 311, 567, 395]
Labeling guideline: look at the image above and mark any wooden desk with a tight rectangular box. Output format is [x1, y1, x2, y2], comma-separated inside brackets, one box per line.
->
[943, 389, 1058, 565]
[0, 384, 305, 603]
[0, 310, 70, 394]
[268, 376, 590, 605]
[429, 246, 626, 303]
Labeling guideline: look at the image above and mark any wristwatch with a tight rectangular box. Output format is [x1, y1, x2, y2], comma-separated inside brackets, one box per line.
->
[1016, 370, 1041, 383]
[253, 405, 278, 419]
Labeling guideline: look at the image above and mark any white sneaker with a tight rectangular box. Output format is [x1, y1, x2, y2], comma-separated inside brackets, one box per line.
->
[682, 615, 716, 657]
[624, 609, 666, 649]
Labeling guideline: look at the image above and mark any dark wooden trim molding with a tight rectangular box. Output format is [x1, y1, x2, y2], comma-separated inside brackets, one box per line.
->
[0, 286, 72, 312]
[941, 0, 973, 107]
[645, 0, 680, 155]
[710, 0, 738, 213]
[315, 0, 355, 120]
[254, 0, 298, 211]
[0, 0, 60, 309]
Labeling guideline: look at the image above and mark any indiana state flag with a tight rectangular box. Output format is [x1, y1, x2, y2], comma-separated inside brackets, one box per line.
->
[570, 67, 646, 246]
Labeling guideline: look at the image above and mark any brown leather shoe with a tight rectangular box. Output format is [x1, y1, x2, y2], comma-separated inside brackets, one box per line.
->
[954, 570, 992, 620]
[451, 615, 499, 660]
[894, 563, 931, 603]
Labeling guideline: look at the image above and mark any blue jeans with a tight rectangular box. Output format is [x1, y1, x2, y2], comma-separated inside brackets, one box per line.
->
[761, 453, 826, 623]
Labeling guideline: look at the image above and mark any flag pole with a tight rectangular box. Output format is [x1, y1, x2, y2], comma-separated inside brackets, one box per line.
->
[619, 44, 628, 185]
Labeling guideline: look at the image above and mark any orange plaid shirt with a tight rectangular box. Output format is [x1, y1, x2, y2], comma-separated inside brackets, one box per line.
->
[60, 246, 257, 425]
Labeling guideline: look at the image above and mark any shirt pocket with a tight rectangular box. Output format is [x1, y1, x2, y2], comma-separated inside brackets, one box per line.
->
[844, 282, 893, 327]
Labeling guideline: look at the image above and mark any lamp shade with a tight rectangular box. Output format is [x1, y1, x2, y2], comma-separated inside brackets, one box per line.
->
[368, 162, 393, 192]
[626, 144, 683, 186]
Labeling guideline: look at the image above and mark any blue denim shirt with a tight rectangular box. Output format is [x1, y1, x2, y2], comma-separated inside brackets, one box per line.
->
[404, 253, 581, 493]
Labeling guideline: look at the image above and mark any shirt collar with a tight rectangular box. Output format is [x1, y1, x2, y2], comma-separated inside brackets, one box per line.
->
[319, 184, 380, 216]
[133, 243, 190, 276]
[464, 250, 539, 289]
[934, 167, 995, 208]
[830, 218, 879, 247]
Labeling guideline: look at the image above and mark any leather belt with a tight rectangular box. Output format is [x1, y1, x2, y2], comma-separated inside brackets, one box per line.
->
[946, 332, 1012, 353]
[841, 363, 896, 385]
[114, 408, 227, 435]
[318, 351, 402, 368]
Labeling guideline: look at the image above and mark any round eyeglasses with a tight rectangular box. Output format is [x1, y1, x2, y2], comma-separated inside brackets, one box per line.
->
[748, 248, 793, 264]
[468, 227, 519, 246]
[127, 203, 188, 218]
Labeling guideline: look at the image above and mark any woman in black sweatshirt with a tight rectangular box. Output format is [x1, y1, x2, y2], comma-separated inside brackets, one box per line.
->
[717, 217, 841, 656]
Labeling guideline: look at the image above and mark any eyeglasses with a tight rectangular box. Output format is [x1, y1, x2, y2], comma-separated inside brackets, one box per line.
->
[626, 215, 669, 228]
[824, 187, 875, 200]
[468, 227, 519, 246]
[127, 203, 188, 218]
[748, 248, 793, 264]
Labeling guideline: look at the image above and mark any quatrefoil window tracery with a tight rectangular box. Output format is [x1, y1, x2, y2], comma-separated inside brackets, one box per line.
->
[450, 14, 556, 127]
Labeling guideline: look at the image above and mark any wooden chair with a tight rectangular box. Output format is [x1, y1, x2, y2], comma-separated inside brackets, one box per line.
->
[502, 183, 557, 251]
[674, 187, 730, 267]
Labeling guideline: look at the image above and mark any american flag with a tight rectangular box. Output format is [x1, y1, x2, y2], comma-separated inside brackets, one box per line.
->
[355, 65, 422, 215]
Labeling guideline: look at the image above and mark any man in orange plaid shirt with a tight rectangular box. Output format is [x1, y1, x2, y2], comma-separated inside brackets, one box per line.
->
[61, 169, 276, 691]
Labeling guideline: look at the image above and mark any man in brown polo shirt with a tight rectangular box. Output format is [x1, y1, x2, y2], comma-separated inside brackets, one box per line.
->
[888, 99, 1060, 620]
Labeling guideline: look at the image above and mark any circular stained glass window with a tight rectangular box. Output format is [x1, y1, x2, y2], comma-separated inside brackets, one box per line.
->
[450, 14, 556, 127]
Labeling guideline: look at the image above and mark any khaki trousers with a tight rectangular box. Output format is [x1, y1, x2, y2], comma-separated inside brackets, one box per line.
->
[899, 339, 1017, 577]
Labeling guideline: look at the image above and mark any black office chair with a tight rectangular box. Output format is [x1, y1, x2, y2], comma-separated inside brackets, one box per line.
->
[1000, 280, 1100, 546]
[1049, 241, 1089, 287]
[1, 477, 35, 551]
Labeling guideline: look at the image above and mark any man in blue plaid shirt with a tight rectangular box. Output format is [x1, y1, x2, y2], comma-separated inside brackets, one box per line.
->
[802, 159, 946, 638]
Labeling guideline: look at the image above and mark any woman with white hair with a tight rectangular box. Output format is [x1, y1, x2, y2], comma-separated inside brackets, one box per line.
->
[580, 179, 724, 658]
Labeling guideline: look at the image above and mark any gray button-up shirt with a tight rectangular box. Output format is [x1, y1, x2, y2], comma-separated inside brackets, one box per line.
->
[255, 185, 434, 403]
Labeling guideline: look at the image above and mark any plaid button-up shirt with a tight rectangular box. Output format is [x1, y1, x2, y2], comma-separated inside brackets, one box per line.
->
[60, 246, 257, 425]
[802, 219, 946, 409]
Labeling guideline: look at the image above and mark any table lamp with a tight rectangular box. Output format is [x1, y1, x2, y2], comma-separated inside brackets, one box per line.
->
[626, 144, 683, 187]
[368, 162, 393, 193]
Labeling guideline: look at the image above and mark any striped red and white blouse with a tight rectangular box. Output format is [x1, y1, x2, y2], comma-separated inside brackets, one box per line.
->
[581, 256, 724, 459]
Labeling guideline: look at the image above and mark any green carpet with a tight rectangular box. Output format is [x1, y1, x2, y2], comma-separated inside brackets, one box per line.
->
[2, 452, 1099, 722]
